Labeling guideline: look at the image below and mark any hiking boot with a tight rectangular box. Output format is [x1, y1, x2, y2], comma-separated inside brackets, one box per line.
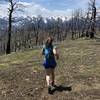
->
[51, 82, 54, 86]
[48, 86, 52, 94]
[51, 82, 57, 87]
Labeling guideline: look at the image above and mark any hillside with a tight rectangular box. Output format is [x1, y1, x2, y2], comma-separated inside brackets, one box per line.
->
[0, 37, 100, 100]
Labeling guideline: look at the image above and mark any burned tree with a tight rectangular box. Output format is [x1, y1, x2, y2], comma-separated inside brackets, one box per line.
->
[71, 11, 74, 40]
[90, 0, 96, 38]
[88, 0, 97, 38]
[6, 0, 16, 54]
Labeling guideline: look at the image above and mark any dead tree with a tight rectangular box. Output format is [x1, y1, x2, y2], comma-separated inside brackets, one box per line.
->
[56, 17, 62, 41]
[71, 11, 75, 40]
[86, 9, 91, 37]
[35, 16, 42, 45]
[90, 0, 96, 38]
[88, 0, 97, 38]
[6, 0, 16, 54]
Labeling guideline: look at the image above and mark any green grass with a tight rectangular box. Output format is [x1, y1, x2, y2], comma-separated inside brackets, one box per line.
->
[0, 37, 100, 78]
[53, 38, 100, 96]
[0, 37, 100, 100]
[0, 49, 41, 69]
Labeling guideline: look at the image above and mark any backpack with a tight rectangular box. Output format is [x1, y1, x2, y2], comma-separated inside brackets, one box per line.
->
[43, 46, 54, 60]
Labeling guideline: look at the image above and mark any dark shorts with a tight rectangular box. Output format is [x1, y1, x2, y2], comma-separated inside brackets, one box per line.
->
[43, 58, 57, 69]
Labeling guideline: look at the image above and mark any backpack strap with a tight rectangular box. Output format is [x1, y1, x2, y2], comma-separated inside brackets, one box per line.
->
[44, 45, 54, 59]
[42, 45, 45, 55]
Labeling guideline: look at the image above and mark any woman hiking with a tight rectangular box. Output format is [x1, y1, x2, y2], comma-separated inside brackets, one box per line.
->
[42, 36, 59, 94]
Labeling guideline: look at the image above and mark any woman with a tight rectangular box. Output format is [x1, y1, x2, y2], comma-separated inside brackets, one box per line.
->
[42, 36, 59, 94]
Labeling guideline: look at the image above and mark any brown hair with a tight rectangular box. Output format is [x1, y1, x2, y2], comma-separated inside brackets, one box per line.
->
[45, 36, 53, 48]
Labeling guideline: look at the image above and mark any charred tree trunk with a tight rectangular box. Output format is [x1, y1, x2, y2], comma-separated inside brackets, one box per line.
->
[6, 11, 12, 54]
[6, 0, 15, 54]
[35, 32, 39, 45]
[89, 0, 96, 38]
[90, 2, 96, 38]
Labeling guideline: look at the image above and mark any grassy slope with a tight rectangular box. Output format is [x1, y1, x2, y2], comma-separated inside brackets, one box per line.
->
[0, 37, 100, 100]
[0, 49, 42, 70]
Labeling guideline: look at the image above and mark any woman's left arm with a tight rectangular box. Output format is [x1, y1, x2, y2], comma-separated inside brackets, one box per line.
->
[53, 47, 59, 60]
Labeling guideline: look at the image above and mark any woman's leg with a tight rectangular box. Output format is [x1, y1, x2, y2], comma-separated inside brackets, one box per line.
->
[45, 68, 53, 94]
[51, 68, 55, 86]
[45, 69, 51, 87]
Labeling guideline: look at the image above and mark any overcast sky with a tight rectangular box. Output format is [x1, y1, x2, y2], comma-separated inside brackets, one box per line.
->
[0, 0, 100, 18]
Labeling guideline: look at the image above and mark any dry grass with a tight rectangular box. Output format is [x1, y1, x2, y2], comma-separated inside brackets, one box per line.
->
[0, 36, 100, 100]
